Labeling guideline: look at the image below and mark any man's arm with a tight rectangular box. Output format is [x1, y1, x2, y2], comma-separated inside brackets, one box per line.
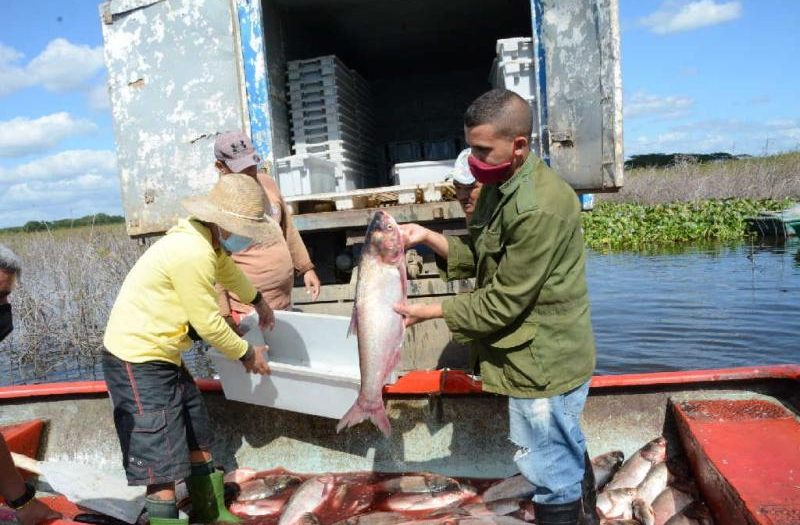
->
[401, 223, 449, 258]
[170, 250, 250, 360]
[0, 436, 60, 525]
[442, 210, 567, 341]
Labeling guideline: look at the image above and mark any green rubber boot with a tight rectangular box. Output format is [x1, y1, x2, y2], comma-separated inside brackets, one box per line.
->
[186, 471, 241, 523]
[149, 519, 188, 525]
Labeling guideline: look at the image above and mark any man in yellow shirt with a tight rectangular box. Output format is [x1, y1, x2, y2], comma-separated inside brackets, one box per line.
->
[103, 174, 280, 525]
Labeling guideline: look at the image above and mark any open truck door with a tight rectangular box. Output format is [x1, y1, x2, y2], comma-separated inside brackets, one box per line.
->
[100, 0, 269, 236]
[531, 0, 623, 192]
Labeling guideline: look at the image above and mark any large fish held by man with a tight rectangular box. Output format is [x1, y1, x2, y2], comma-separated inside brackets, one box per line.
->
[336, 210, 407, 437]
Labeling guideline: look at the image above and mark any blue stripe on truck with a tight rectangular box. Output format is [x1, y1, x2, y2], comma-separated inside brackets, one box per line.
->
[531, 0, 550, 167]
[236, 0, 272, 158]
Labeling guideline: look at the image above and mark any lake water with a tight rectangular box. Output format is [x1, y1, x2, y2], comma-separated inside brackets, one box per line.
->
[1, 240, 799, 386]
[588, 240, 800, 374]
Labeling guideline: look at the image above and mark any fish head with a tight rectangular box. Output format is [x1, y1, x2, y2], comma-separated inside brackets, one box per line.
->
[364, 210, 405, 264]
[641, 436, 667, 462]
[426, 474, 462, 493]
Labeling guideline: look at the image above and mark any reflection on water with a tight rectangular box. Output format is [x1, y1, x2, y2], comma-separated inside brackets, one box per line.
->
[587, 239, 800, 374]
[1, 240, 799, 386]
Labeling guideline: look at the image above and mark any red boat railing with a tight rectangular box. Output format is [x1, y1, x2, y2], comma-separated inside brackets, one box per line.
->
[1, 364, 798, 400]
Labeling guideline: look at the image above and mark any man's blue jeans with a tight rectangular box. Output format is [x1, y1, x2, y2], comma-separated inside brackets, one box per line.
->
[508, 380, 590, 505]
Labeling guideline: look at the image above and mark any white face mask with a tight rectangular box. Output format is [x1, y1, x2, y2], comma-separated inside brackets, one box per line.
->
[219, 231, 254, 253]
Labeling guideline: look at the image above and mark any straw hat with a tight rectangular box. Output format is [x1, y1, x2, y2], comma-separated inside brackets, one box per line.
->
[182, 173, 282, 245]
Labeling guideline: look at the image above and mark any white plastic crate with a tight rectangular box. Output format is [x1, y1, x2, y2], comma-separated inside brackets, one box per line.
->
[289, 92, 360, 114]
[287, 55, 349, 73]
[290, 106, 361, 131]
[275, 155, 337, 197]
[209, 311, 360, 419]
[392, 160, 456, 185]
[496, 37, 533, 61]
[293, 139, 372, 158]
[288, 80, 361, 105]
[287, 63, 353, 83]
[287, 74, 348, 93]
[336, 171, 363, 192]
[493, 58, 535, 99]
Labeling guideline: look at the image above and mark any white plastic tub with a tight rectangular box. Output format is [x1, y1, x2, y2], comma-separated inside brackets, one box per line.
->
[276, 155, 338, 197]
[392, 160, 455, 185]
[209, 310, 361, 419]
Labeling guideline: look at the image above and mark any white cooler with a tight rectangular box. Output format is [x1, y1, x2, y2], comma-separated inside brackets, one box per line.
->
[209, 310, 360, 419]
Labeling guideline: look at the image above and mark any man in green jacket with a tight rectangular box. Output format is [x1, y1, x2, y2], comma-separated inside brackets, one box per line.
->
[395, 89, 598, 525]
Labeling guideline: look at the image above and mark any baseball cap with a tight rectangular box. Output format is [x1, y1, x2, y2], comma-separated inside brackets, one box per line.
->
[450, 148, 475, 185]
[214, 130, 261, 172]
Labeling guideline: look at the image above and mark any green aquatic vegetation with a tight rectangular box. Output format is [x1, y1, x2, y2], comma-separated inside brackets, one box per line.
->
[582, 198, 793, 250]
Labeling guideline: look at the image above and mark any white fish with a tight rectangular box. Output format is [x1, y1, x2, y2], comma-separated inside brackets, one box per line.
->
[337, 210, 407, 437]
[597, 488, 638, 519]
[481, 474, 535, 503]
[592, 450, 625, 491]
[652, 487, 694, 525]
[383, 486, 477, 512]
[632, 498, 656, 525]
[637, 462, 673, 505]
[375, 473, 461, 494]
[278, 475, 335, 525]
[605, 437, 667, 490]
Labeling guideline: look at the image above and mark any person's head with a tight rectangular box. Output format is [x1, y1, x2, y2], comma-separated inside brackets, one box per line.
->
[0, 244, 20, 342]
[463, 89, 532, 184]
[450, 148, 483, 218]
[182, 173, 282, 252]
[214, 130, 260, 177]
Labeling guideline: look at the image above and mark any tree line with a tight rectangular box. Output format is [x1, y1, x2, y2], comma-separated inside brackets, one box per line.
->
[0, 213, 125, 233]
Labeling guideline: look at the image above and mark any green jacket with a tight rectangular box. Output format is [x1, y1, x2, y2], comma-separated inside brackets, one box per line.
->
[439, 154, 595, 398]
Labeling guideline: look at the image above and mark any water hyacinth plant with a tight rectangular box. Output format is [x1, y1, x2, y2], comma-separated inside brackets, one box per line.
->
[582, 199, 793, 250]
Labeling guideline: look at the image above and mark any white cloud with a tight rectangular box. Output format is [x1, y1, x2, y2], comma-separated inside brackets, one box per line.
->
[0, 150, 117, 184]
[0, 113, 97, 158]
[625, 92, 694, 119]
[0, 149, 121, 228]
[626, 118, 800, 156]
[640, 1, 742, 35]
[0, 38, 105, 97]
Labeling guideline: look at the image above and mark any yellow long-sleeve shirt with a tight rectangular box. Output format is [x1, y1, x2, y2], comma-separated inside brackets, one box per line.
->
[104, 218, 257, 365]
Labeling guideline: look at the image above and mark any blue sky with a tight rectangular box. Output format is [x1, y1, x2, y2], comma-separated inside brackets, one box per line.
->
[0, 0, 798, 228]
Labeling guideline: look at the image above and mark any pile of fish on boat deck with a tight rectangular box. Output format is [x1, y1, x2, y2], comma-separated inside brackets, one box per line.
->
[171, 435, 714, 525]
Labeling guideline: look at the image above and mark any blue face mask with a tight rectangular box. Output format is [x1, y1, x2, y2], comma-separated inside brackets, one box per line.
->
[220, 233, 254, 253]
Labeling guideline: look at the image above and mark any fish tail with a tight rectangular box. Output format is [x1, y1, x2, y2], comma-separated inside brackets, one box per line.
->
[336, 399, 392, 437]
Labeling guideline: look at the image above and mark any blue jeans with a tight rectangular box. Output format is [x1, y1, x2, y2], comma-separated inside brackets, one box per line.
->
[508, 381, 590, 505]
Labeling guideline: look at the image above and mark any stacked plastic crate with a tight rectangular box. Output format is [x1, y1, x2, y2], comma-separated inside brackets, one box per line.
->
[286, 56, 376, 193]
[490, 37, 535, 100]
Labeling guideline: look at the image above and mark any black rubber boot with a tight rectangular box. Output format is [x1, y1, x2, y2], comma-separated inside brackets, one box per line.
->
[532, 499, 582, 525]
[580, 452, 600, 525]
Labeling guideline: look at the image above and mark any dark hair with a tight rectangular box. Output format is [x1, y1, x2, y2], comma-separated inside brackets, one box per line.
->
[464, 89, 533, 140]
